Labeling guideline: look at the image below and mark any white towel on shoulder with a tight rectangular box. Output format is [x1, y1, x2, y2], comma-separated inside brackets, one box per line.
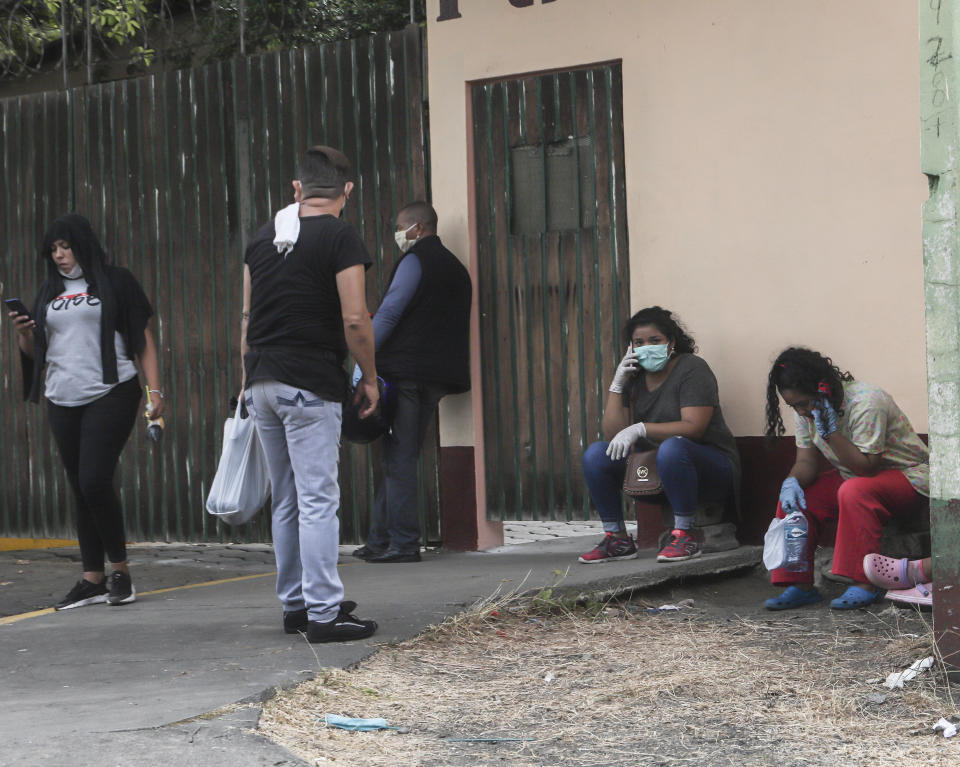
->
[273, 203, 301, 256]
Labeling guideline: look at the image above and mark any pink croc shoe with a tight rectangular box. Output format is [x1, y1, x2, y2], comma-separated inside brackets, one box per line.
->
[863, 554, 913, 590]
[885, 582, 933, 607]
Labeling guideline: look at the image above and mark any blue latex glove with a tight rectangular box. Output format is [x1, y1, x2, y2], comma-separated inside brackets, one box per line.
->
[811, 398, 838, 439]
[779, 476, 807, 513]
[351, 363, 362, 387]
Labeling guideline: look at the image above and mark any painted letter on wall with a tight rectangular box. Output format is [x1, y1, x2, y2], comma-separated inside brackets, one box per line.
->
[437, 0, 461, 21]
[437, 0, 557, 22]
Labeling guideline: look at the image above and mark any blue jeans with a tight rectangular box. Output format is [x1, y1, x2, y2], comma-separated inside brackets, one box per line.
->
[249, 380, 344, 623]
[582, 436, 734, 531]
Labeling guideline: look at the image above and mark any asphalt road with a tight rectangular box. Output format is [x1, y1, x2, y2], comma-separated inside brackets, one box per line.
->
[0, 537, 762, 767]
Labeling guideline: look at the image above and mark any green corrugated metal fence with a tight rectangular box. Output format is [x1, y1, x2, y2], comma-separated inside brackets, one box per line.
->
[0, 26, 436, 545]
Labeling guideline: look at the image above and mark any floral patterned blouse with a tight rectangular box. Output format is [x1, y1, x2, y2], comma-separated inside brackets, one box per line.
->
[794, 381, 929, 496]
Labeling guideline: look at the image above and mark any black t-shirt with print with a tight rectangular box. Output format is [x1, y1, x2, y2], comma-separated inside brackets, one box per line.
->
[244, 214, 372, 402]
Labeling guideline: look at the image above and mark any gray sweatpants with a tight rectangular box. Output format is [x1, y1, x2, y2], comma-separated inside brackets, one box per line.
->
[248, 380, 343, 623]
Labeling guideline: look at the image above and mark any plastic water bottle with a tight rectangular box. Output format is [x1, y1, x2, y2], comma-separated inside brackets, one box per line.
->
[144, 386, 164, 444]
[146, 416, 165, 444]
[784, 511, 809, 572]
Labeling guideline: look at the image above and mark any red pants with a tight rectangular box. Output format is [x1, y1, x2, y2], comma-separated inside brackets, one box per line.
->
[770, 469, 925, 586]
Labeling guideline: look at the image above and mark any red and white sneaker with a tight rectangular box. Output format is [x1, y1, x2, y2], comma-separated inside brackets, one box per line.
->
[656, 528, 702, 562]
[578, 533, 638, 564]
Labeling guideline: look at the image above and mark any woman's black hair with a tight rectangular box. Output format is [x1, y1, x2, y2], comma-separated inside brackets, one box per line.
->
[39, 213, 111, 299]
[764, 347, 854, 440]
[34, 214, 117, 366]
[621, 307, 696, 403]
[622, 306, 696, 354]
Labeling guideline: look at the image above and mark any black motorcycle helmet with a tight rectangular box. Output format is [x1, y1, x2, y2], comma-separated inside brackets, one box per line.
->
[341, 377, 397, 444]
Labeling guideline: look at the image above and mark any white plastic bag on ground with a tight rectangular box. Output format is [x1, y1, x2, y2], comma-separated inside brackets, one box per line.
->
[763, 513, 793, 570]
[934, 718, 959, 738]
[205, 400, 270, 525]
[882, 656, 934, 689]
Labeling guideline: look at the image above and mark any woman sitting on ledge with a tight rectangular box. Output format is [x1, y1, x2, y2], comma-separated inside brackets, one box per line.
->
[764, 347, 929, 610]
[579, 306, 740, 564]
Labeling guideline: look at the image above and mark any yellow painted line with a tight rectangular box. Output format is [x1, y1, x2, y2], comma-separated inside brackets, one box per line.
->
[0, 560, 361, 626]
[0, 538, 76, 552]
[0, 573, 275, 627]
[139, 571, 276, 597]
[0, 608, 54, 625]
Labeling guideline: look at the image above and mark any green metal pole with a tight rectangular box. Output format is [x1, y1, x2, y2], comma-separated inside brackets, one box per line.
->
[920, 0, 960, 670]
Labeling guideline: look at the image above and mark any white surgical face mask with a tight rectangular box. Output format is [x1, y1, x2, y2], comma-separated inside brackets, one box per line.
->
[394, 223, 417, 252]
[59, 264, 83, 279]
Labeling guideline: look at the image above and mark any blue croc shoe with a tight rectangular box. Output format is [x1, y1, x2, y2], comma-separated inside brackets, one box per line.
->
[830, 585, 884, 610]
[764, 586, 823, 611]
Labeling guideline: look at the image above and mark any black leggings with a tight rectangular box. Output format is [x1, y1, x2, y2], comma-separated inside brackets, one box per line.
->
[47, 377, 141, 572]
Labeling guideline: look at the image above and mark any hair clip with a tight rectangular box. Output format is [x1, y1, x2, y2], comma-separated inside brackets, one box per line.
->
[817, 382, 831, 396]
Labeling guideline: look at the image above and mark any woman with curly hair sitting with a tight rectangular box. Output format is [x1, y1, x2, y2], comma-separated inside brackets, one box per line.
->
[764, 348, 929, 610]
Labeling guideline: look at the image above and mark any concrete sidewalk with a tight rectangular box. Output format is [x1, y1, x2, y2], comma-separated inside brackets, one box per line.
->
[0, 534, 761, 767]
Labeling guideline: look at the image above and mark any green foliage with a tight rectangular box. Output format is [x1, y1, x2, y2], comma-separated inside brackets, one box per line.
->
[196, 1, 420, 60]
[0, 1, 64, 76]
[1, 0, 423, 83]
[529, 586, 606, 617]
[91, 3, 144, 43]
[1, 1, 152, 77]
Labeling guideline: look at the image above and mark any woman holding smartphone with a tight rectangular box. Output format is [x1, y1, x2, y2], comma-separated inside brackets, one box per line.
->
[7, 213, 164, 610]
[579, 306, 740, 564]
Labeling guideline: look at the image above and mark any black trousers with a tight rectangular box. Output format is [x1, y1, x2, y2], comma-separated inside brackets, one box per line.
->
[366, 380, 448, 553]
[46, 377, 141, 572]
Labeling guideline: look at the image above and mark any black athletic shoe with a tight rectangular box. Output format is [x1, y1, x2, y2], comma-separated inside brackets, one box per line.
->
[366, 550, 421, 563]
[306, 600, 377, 643]
[106, 571, 136, 606]
[351, 545, 385, 561]
[283, 608, 308, 634]
[54, 579, 108, 611]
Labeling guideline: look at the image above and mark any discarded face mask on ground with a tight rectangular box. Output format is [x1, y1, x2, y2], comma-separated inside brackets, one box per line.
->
[324, 714, 405, 732]
[882, 656, 934, 689]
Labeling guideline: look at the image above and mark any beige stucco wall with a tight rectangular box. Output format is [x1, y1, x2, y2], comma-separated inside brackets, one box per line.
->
[429, 0, 928, 449]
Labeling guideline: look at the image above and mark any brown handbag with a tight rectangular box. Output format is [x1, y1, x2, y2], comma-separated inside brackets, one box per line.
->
[622, 449, 662, 496]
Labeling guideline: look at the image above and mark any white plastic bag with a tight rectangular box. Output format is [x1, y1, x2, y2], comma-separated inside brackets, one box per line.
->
[205, 400, 270, 525]
[763, 513, 790, 570]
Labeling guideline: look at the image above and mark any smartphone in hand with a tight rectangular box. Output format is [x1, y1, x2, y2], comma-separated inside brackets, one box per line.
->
[3, 298, 32, 321]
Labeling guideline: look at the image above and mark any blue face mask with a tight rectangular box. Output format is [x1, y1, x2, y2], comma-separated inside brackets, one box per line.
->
[633, 343, 671, 372]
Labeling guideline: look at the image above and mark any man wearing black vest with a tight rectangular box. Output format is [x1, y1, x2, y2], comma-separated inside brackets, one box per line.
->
[353, 201, 472, 563]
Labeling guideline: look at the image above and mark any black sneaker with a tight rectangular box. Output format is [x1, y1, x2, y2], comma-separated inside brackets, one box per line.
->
[306, 600, 377, 644]
[283, 608, 308, 634]
[106, 571, 136, 606]
[54, 579, 108, 610]
[351, 545, 385, 561]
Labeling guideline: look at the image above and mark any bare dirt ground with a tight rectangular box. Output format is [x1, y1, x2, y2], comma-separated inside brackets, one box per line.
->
[259, 568, 959, 766]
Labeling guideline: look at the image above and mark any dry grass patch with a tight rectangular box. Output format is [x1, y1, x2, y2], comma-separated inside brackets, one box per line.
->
[259, 597, 958, 767]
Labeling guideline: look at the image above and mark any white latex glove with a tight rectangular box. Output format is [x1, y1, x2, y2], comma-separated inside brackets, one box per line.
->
[609, 347, 640, 394]
[605, 422, 647, 460]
